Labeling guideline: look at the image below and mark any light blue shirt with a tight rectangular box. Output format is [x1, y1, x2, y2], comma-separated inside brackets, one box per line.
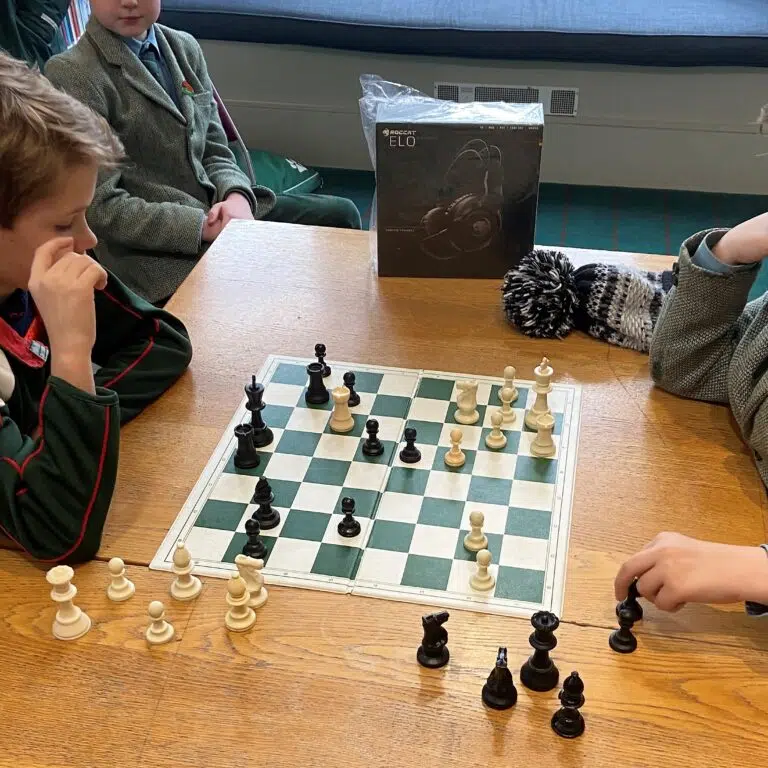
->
[122, 25, 179, 108]
[691, 231, 757, 274]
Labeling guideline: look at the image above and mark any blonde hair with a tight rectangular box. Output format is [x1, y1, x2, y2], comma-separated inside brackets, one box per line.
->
[0, 51, 123, 227]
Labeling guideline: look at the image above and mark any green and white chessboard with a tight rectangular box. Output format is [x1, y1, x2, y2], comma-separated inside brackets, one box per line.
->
[150, 355, 582, 617]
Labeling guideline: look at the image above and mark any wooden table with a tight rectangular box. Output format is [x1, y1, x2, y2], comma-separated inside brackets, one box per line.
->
[1, 222, 766, 767]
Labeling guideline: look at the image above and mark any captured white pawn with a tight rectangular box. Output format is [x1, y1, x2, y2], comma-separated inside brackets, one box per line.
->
[499, 386, 516, 425]
[470, 549, 495, 592]
[444, 428, 466, 468]
[455, 379, 480, 425]
[484, 411, 507, 450]
[107, 557, 135, 602]
[530, 412, 556, 458]
[234, 553, 268, 609]
[464, 510, 488, 552]
[170, 539, 202, 601]
[498, 366, 518, 403]
[225, 573, 257, 632]
[146, 600, 175, 646]
[329, 385, 355, 433]
[47, 565, 91, 641]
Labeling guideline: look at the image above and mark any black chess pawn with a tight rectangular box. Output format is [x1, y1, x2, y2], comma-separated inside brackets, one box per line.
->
[417, 610, 450, 669]
[343, 371, 360, 407]
[551, 672, 586, 739]
[399, 427, 421, 464]
[305, 361, 330, 405]
[481, 647, 517, 710]
[362, 419, 385, 457]
[233, 423, 260, 470]
[337, 497, 361, 538]
[616, 578, 644, 623]
[520, 610, 560, 692]
[609, 607, 638, 654]
[315, 343, 331, 377]
[242, 518, 267, 559]
[251, 477, 280, 530]
[245, 376, 274, 448]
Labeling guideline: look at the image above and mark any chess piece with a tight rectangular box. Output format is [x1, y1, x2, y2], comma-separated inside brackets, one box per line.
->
[484, 411, 507, 450]
[530, 412, 556, 457]
[482, 647, 518, 710]
[46, 565, 91, 641]
[233, 423, 260, 469]
[315, 343, 331, 377]
[520, 611, 560, 692]
[235, 554, 269, 609]
[343, 371, 361, 407]
[499, 386, 516, 424]
[362, 418, 385, 457]
[252, 477, 280, 529]
[551, 672, 586, 739]
[170, 540, 203, 601]
[338, 497, 361, 537]
[498, 365, 519, 403]
[244, 376, 274, 448]
[329, 386, 355, 433]
[243, 518, 267, 559]
[609, 607, 638, 654]
[399, 427, 421, 463]
[525, 356, 553, 430]
[225, 573, 257, 632]
[444, 428, 465, 468]
[454, 379, 480, 425]
[416, 610, 450, 668]
[305, 361, 330, 405]
[106, 557, 135, 602]
[145, 600, 175, 646]
[616, 578, 644, 623]
[470, 549, 495, 591]
[463, 510, 488, 552]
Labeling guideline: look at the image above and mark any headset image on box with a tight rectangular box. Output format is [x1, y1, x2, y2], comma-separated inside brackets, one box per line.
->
[419, 138, 504, 261]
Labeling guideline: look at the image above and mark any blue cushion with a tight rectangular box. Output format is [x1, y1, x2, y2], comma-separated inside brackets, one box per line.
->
[160, 0, 768, 67]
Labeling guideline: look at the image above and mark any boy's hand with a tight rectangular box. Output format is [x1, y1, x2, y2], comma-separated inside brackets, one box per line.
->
[711, 212, 768, 265]
[205, 192, 254, 236]
[202, 215, 225, 243]
[615, 532, 768, 611]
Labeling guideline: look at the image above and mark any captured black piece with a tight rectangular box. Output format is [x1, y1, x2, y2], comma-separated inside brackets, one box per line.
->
[481, 647, 517, 710]
[417, 610, 450, 668]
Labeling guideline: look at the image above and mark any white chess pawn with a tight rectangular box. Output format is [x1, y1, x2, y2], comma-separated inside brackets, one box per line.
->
[470, 549, 495, 592]
[106, 557, 135, 602]
[463, 511, 488, 552]
[485, 411, 507, 450]
[225, 573, 257, 632]
[525, 356, 553, 430]
[498, 366, 518, 404]
[170, 540, 202, 601]
[329, 385, 354, 433]
[444, 428, 466, 468]
[454, 380, 480, 425]
[530, 412, 556, 457]
[146, 600, 175, 646]
[234, 554, 268, 609]
[499, 386, 516, 424]
[46, 565, 91, 641]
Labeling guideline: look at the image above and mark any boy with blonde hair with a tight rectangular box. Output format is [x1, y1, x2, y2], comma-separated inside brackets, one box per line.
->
[0, 51, 192, 562]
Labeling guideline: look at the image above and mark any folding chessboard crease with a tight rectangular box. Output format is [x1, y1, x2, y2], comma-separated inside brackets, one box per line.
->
[150, 354, 582, 618]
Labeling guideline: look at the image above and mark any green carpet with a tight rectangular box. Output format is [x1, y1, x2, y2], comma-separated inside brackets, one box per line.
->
[317, 167, 768, 300]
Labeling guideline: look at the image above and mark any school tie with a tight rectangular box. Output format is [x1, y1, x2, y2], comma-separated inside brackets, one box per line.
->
[139, 43, 170, 98]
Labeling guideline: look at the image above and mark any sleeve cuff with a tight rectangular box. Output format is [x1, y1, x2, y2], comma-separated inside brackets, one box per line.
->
[745, 544, 768, 617]
[691, 232, 756, 275]
[221, 185, 257, 213]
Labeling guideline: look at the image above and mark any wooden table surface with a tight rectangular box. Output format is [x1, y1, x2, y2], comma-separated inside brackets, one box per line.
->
[2, 221, 767, 767]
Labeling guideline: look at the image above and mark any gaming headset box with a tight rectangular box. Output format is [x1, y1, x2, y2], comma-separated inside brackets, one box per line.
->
[374, 101, 543, 278]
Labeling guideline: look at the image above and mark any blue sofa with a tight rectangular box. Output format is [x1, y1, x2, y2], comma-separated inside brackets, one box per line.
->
[160, 0, 768, 67]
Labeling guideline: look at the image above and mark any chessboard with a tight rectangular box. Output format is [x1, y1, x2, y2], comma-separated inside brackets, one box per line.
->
[150, 354, 582, 618]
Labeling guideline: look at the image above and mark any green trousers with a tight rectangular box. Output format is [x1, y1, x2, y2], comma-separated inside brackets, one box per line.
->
[264, 193, 362, 230]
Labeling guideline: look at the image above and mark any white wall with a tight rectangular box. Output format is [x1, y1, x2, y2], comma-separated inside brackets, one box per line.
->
[200, 39, 768, 194]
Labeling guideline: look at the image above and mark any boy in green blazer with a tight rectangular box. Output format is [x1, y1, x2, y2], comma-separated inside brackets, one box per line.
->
[45, 0, 361, 304]
[0, 51, 192, 562]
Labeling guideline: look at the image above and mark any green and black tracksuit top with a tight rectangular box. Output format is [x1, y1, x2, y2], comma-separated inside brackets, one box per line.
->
[0, 269, 192, 563]
[0, 0, 71, 69]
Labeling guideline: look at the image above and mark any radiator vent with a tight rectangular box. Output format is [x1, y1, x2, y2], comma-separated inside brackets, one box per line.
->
[434, 82, 578, 117]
